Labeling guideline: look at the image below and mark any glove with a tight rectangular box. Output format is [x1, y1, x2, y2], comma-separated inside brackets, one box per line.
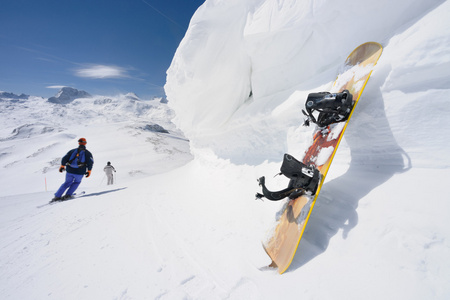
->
[85, 170, 91, 178]
[59, 165, 65, 173]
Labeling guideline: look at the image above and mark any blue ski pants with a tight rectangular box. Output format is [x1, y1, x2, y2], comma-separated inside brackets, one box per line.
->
[55, 172, 84, 197]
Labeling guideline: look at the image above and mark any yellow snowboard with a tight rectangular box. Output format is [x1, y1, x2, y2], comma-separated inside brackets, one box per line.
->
[263, 42, 383, 274]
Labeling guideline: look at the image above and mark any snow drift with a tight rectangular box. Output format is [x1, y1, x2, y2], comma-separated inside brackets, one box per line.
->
[166, 0, 449, 165]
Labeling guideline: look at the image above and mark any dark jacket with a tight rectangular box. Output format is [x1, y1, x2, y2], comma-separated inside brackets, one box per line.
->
[61, 145, 94, 175]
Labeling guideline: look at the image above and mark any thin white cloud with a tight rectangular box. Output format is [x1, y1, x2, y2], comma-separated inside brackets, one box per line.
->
[75, 64, 129, 79]
[46, 85, 67, 89]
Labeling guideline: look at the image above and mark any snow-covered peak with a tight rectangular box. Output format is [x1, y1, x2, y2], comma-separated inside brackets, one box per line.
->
[47, 87, 91, 104]
[124, 92, 140, 101]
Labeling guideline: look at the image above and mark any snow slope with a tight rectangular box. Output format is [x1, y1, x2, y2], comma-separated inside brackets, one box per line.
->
[2, 0, 450, 299]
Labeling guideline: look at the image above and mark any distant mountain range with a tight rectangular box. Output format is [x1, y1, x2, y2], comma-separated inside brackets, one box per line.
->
[0, 88, 167, 103]
[0, 87, 174, 141]
[0, 91, 30, 100]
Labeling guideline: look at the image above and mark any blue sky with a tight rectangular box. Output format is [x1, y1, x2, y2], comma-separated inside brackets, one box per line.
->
[0, 0, 204, 99]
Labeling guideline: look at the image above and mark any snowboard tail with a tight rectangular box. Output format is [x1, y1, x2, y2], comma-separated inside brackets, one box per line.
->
[261, 42, 383, 274]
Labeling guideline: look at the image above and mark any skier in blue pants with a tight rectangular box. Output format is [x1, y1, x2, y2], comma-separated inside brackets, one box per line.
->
[52, 138, 94, 202]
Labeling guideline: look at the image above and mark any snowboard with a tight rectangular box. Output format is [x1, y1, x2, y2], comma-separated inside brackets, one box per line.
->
[262, 42, 383, 274]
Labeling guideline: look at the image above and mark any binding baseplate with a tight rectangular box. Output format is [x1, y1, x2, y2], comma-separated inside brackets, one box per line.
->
[302, 89, 353, 128]
[256, 154, 321, 201]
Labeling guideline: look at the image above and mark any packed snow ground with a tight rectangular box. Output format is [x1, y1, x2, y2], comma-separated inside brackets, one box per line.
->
[2, 0, 450, 299]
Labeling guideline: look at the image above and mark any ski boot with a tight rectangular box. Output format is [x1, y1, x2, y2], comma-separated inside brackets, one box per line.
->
[62, 194, 74, 201]
[50, 197, 62, 203]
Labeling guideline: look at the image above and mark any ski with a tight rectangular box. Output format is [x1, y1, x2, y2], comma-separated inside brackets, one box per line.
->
[37, 191, 86, 208]
[258, 42, 383, 274]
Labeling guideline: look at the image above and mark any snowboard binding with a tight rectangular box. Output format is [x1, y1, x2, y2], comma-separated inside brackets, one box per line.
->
[256, 154, 321, 201]
[302, 89, 353, 128]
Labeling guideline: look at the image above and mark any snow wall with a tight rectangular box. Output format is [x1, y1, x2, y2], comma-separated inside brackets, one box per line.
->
[165, 0, 449, 166]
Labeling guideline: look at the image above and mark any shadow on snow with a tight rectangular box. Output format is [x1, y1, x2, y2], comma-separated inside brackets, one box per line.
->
[288, 69, 412, 271]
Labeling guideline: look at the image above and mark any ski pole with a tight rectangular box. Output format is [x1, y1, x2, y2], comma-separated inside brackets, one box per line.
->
[99, 174, 105, 186]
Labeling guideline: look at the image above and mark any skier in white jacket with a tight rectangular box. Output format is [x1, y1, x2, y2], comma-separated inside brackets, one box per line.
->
[103, 161, 116, 185]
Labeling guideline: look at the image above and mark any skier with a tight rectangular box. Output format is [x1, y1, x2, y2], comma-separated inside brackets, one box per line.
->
[103, 161, 116, 185]
[52, 138, 94, 202]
